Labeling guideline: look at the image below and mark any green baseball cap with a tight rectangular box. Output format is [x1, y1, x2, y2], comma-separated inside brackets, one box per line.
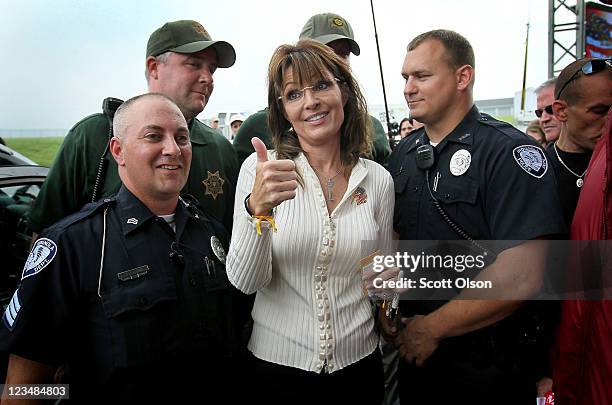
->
[299, 13, 360, 56]
[147, 20, 236, 68]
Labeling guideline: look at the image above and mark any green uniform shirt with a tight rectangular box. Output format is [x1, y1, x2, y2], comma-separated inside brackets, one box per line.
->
[233, 108, 391, 166]
[28, 113, 239, 233]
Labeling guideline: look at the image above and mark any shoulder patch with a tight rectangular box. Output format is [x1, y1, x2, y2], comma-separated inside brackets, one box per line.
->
[2, 289, 22, 331]
[21, 237, 58, 280]
[513, 145, 548, 178]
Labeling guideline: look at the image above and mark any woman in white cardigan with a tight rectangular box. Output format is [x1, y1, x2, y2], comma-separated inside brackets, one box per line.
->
[227, 39, 394, 404]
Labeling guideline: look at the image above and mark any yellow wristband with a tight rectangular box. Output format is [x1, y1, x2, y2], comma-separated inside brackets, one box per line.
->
[253, 215, 277, 236]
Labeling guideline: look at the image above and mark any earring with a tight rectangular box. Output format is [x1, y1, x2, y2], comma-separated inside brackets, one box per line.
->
[288, 126, 294, 133]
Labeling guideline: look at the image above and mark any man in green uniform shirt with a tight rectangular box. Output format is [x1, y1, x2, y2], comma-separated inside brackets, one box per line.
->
[28, 20, 239, 234]
[233, 13, 392, 166]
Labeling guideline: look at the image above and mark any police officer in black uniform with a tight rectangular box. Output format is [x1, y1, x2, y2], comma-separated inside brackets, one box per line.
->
[1, 94, 239, 402]
[385, 30, 565, 404]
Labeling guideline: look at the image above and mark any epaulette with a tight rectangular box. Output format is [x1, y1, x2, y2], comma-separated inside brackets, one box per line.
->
[45, 197, 117, 234]
[477, 113, 525, 140]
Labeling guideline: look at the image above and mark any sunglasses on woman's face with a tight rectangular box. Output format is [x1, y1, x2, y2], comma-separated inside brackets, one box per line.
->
[555, 58, 612, 99]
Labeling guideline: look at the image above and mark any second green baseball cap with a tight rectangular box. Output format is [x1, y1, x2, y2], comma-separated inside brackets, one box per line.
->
[299, 13, 360, 56]
[147, 20, 236, 68]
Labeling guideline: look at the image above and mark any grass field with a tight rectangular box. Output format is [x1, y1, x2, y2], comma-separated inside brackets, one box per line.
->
[4, 137, 64, 167]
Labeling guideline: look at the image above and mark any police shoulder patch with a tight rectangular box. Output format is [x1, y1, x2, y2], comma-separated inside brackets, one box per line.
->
[513, 145, 548, 178]
[21, 237, 58, 280]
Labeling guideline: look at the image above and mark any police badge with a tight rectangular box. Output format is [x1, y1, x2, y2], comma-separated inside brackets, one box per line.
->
[450, 149, 471, 176]
[210, 236, 226, 265]
[202, 170, 225, 200]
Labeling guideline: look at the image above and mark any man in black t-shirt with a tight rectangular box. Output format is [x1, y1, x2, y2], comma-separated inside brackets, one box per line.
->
[547, 57, 612, 228]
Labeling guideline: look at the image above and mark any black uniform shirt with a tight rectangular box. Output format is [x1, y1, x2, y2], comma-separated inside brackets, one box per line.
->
[1, 185, 236, 400]
[388, 106, 567, 402]
[388, 106, 565, 242]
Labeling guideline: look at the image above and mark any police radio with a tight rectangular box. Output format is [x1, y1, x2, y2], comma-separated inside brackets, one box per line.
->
[416, 145, 435, 171]
[102, 97, 123, 119]
[92, 97, 124, 203]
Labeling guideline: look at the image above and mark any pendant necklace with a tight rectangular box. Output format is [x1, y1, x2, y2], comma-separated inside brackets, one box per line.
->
[313, 166, 343, 201]
[553, 142, 587, 188]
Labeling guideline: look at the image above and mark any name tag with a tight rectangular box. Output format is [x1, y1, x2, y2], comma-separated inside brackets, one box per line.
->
[117, 265, 149, 282]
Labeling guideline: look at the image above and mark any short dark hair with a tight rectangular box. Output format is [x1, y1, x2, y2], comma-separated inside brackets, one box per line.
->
[407, 29, 475, 70]
[267, 39, 372, 168]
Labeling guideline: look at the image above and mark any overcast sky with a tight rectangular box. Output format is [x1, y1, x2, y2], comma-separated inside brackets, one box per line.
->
[1, 0, 556, 129]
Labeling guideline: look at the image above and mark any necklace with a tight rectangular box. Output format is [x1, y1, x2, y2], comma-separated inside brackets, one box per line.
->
[313, 166, 344, 201]
[553, 142, 587, 188]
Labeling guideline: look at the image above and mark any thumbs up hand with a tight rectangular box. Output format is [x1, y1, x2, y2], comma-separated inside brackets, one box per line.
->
[248, 137, 298, 215]
[252, 136, 270, 164]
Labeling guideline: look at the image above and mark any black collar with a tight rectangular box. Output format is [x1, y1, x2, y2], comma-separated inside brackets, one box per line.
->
[116, 185, 192, 237]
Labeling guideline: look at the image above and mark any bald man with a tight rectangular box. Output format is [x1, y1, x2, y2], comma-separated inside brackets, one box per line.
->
[1, 94, 240, 402]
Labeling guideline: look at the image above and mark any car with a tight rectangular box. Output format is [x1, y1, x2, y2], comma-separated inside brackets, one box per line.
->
[0, 146, 48, 310]
[0, 143, 47, 291]
[0, 143, 37, 166]
[0, 149, 48, 382]
[0, 165, 48, 291]
[0, 165, 48, 300]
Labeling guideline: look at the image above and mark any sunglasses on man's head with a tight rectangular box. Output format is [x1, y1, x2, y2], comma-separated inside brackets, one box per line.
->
[535, 105, 554, 118]
[555, 58, 612, 99]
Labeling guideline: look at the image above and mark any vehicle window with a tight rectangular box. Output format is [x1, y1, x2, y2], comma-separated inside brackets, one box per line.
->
[0, 184, 40, 308]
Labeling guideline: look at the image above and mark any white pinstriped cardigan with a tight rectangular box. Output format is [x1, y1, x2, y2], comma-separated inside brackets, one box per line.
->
[227, 151, 394, 373]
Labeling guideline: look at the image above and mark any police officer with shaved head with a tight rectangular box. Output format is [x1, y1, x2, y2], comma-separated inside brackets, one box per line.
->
[232, 12, 392, 166]
[1, 94, 239, 402]
[386, 30, 565, 404]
